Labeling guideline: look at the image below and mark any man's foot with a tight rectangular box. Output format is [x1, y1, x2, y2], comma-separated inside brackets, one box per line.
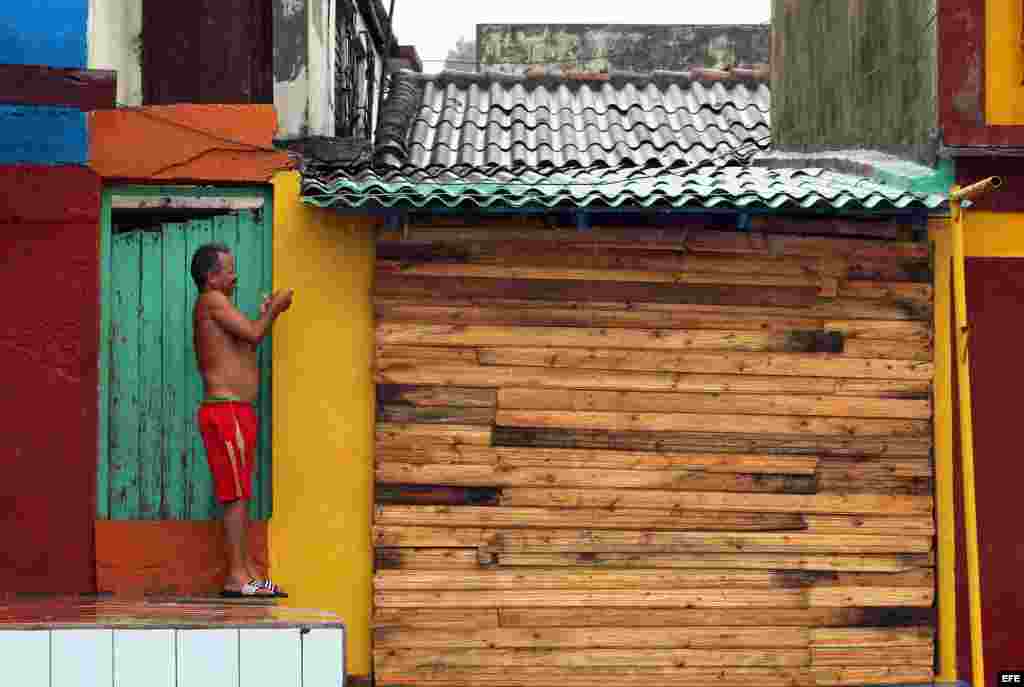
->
[222, 575, 275, 598]
[256, 579, 288, 598]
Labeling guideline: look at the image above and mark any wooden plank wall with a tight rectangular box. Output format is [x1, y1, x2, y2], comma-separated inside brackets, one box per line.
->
[371, 222, 936, 687]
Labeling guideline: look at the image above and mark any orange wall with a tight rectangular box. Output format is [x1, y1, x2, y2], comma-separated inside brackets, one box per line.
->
[89, 104, 292, 182]
[96, 521, 269, 596]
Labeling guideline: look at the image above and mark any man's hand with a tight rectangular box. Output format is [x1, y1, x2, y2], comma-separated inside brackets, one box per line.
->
[269, 289, 294, 315]
[260, 293, 272, 316]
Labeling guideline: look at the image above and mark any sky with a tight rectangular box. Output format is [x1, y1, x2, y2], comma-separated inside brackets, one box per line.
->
[391, 0, 772, 71]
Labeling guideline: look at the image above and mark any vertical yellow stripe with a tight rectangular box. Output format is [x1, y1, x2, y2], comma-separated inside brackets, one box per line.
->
[234, 415, 247, 470]
[931, 218, 958, 683]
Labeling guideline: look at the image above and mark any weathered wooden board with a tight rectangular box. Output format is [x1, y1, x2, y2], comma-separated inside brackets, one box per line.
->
[371, 226, 936, 687]
[492, 426, 933, 458]
[374, 587, 934, 609]
[374, 505, 809, 532]
[376, 302, 933, 340]
[376, 275, 822, 308]
[493, 410, 930, 437]
[374, 665, 817, 686]
[374, 646, 811, 668]
[375, 445, 822, 474]
[496, 388, 931, 419]
[494, 607, 936, 628]
[373, 625, 811, 649]
[377, 323, 889, 354]
[373, 568, 933, 590]
[376, 362, 933, 392]
[377, 462, 818, 494]
[496, 490, 933, 515]
[474, 347, 934, 378]
[487, 552, 933, 573]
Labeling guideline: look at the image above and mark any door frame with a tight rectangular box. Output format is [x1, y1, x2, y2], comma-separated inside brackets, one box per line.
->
[98, 184, 274, 519]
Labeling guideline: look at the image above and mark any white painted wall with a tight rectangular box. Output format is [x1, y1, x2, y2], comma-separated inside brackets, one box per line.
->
[87, 0, 143, 106]
[0, 627, 345, 687]
[308, 0, 334, 137]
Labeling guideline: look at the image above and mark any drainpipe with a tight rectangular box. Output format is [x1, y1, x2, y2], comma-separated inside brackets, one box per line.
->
[947, 175, 1003, 687]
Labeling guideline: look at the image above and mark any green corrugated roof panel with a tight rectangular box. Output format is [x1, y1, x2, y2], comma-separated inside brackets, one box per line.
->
[301, 165, 947, 212]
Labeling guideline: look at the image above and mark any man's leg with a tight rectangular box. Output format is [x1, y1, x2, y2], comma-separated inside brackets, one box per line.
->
[223, 498, 254, 590]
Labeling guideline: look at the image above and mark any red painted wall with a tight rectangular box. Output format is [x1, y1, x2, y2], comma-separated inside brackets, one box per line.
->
[0, 165, 100, 592]
[953, 258, 1024, 685]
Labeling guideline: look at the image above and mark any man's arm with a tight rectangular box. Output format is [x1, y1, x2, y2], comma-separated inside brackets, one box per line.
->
[205, 290, 288, 345]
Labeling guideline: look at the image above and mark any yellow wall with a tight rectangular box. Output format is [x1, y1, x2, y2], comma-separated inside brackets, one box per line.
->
[270, 172, 377, 676]
[961, 209, 1024, 255]
[986, 0, 1024, 124]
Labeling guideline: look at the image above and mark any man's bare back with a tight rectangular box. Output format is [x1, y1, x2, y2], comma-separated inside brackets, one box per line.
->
[192, 252, 292, 403]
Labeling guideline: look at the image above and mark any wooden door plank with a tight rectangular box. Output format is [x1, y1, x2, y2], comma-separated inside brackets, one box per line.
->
[162, 223, 189, 519]
[185, 218, 215, 519]
[255, 207, 275, 518]
[138, 230, 164, 519]
[110, 231, 142, 519]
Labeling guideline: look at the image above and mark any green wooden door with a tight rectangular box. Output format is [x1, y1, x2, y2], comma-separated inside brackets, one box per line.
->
[101, 209, 273, 520]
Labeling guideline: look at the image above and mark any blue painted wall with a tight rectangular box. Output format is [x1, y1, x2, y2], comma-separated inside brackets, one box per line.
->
[0, 1, 90, 164]
[0, 106, 88, 165]
[0, 0, 88, 68]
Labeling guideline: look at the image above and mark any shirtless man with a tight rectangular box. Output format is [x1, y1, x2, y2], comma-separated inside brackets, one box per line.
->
[190, 242, 293, 598]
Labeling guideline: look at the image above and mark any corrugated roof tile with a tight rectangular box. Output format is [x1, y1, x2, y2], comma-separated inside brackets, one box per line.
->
[302, 69, 946, 213]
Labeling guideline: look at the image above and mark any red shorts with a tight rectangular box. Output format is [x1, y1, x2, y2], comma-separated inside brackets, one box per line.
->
[197, 401, 259, 504]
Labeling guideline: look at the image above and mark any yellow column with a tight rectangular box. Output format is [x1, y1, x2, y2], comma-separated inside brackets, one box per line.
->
[269, 171, 377, 676]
